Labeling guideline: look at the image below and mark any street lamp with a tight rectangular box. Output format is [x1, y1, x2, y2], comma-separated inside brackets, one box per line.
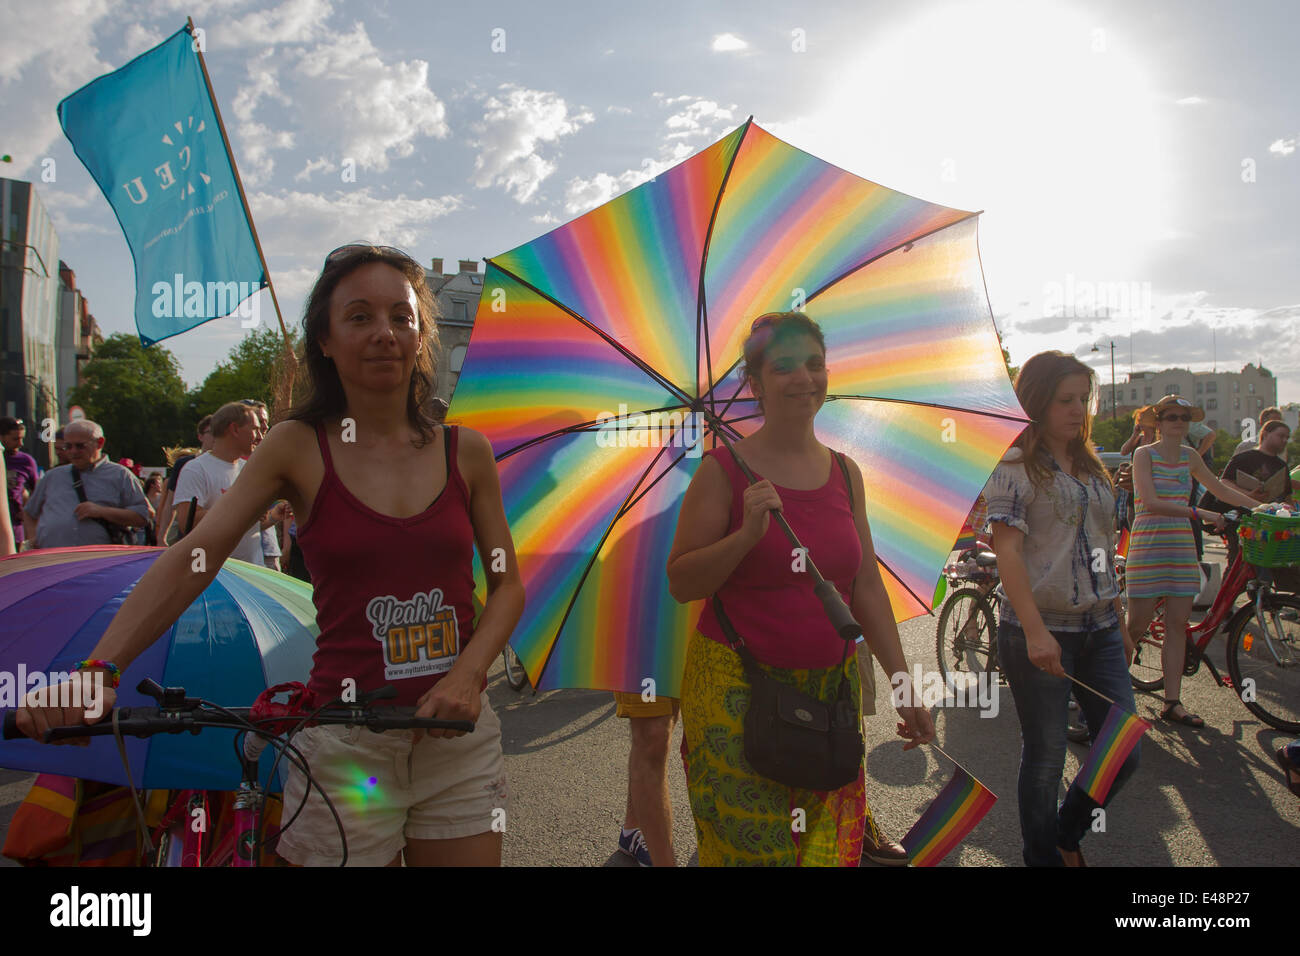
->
[1091, 340, 1117, 420]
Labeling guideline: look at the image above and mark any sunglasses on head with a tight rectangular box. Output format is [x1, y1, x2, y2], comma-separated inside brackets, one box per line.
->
[323, 242, 416, 270]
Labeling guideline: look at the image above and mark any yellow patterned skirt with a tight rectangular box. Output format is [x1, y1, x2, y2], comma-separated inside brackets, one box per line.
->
[680, 629, 876, 866]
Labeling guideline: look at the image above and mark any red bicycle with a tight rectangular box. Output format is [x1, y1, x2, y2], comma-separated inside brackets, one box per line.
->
[1126, 514, 1300, 733]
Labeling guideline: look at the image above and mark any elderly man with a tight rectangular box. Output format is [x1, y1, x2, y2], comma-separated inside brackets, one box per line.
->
[21, 420, 149, 549]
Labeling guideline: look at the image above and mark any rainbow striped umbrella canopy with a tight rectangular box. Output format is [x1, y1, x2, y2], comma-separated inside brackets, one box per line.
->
[0, 546, 317, 789]
[451, 119, 1028, 698]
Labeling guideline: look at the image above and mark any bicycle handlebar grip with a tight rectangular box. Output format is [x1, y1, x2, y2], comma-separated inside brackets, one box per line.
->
[2, 711, 24, 740]
[814, 579, 862, 642]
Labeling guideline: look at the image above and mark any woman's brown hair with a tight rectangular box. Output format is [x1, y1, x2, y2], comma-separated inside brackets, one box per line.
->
[1012, 350, 1111, 490]
[287, 245, 442, 447]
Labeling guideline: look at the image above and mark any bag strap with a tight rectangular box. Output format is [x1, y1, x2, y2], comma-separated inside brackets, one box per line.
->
[71, 466, 124, 542]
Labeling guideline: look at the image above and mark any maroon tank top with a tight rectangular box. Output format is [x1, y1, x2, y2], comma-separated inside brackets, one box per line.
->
[298, 423, 478, 707]
[695, 446, 862, 669]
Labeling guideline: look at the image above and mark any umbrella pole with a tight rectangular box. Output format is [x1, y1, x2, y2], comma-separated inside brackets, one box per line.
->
[702, 414, 861, 643]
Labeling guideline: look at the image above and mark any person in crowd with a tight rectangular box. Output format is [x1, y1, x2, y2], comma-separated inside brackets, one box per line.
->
[17, 244, 524, 867]
[667, 310, 933, 866]
[1124, 396, 1260, 729]
[1232, 407, 1283, 458]
[2, 417, 40, 551]
[985, 351, 1135, 867]
[156, 415, 214, 543]
[140, 474, 165, 545]
[0, 456, 15, 555]
[21, 420, 149, 549]
[172, 402, 281, 564]
[613, 691, 679, 867]
[1200, 419, 1295, 566]
[52, 428, 72, 466]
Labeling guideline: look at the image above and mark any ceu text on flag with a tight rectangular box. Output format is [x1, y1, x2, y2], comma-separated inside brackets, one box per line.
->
[56, 24, 265, 345]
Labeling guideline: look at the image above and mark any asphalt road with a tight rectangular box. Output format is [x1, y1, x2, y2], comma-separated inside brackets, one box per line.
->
[2, 539, 1296, 866]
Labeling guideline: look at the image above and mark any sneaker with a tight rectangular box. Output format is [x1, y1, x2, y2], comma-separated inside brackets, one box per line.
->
[617, 828, 652, 867]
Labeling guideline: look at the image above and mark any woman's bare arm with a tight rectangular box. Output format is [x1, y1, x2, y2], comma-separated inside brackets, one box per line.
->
[666, 455, 764, 602]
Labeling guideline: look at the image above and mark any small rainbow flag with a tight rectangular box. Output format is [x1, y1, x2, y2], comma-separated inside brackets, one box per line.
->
[1072, 703, 1150, 803]
[900, 764, 997, 867]
[952, 531, 978, 554]
[1116, 527, 1131, 560]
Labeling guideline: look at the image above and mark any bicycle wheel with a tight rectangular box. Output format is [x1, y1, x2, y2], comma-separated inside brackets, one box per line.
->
[502, 645, 529, 691]
[1226, 592, 1300, 733]
[936, 588, 997, 683]
[1128, 600, 1166, 691]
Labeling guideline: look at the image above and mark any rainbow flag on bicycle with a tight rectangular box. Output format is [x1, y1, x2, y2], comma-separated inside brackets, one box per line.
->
[900, 762, 997, 866]
[1073, 703, 1150, 803]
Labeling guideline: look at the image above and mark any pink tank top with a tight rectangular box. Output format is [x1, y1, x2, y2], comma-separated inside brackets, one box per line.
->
[298, 423, 478, 707]
[695, 446, 863, 669]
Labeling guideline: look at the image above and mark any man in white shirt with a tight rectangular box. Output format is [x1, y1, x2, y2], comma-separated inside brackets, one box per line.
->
[173, 402, 283, 565]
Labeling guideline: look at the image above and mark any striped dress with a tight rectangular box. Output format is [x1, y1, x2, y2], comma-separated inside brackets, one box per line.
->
[1126, 444, 1200, 598]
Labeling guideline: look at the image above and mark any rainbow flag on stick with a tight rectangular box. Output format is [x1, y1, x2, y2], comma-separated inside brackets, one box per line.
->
[900, 763, 997, 867]
[1072, 703, 1150, 803]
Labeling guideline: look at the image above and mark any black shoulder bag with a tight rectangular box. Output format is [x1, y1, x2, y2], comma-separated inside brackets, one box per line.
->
[712, 450, 865, 792]
[70, 467, 133, 545]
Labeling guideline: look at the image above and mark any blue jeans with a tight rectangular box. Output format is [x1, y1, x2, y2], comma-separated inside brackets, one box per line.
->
[997, 619, 1141, 867]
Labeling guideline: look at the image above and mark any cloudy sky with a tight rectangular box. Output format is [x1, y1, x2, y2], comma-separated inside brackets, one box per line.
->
[3, 0, 1298, 403]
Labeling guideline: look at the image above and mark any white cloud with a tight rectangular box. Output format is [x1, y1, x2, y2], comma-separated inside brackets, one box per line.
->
[711, 33, 748, 52]
[1175, 96, 1204, 106]
[120, 22, 166, 59]
[294, 156, 337, 181]
[561, 95, 738, 215]
[247, 188, 464, 254]
[291, 22, 449, 172]
[1268, 137, 1296, 157]
[211, 0, 336, 49]
[470, 85, 593, 203]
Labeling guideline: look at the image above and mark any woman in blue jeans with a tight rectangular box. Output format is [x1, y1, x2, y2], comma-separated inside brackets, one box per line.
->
[985, 351, 1138, 867]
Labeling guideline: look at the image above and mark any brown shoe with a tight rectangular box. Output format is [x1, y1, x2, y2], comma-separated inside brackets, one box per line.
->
[1058, 845, 1087, 867]
[861, 832, 910, 866]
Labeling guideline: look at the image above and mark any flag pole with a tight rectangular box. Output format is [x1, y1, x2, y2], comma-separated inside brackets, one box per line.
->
[930, 741, 997, 796]
[186, 16, 298, 416]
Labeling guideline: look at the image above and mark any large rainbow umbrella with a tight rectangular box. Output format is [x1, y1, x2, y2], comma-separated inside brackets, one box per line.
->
[0, 546, 317, 789]
[451, 118, 1029, 698]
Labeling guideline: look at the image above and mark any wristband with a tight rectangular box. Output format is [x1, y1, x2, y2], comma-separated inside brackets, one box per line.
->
[1191, 507, 1199, 520]
[72, 659, 121, 688]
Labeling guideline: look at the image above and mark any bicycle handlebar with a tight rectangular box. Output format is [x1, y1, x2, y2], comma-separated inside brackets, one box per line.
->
[2, 705, 474, 744]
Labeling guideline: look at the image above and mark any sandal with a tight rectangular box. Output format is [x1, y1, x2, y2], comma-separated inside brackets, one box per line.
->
[1159, 699, 1205, 728]
[1274, 747, 1300, 798]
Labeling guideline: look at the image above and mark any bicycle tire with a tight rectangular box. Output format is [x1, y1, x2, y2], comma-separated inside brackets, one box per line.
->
[1128, 601, 1167, 692]
[936, 588, 998, 683]
[502, 645, 529, 691]
[1225, 592, 1300, 733]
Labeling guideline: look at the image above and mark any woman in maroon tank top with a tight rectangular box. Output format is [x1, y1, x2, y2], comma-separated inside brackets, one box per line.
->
[18, 245, 524, 867]
[667, 311, 935, 866]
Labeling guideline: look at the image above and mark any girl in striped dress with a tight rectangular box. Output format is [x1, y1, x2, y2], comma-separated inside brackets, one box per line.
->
[1126, 395, 1259, 727]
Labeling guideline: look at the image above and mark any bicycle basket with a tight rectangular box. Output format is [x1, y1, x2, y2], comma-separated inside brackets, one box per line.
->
[1238, 512, 1300, 568]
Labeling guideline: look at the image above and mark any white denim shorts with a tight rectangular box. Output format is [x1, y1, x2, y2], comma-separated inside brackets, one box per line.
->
[275, 691, 507, 866]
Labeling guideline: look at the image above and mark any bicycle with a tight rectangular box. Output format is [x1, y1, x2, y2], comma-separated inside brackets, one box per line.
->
[1125, 512, 1300, 733]
[501, 645, 529, 691]
[935, 538, 1001, 684]
[3, 678, 474, 866]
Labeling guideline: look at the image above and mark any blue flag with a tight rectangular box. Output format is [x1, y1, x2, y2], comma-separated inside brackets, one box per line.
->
[57, 25, 265, 345]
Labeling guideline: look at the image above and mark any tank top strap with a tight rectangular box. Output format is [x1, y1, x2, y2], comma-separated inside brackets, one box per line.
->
[314, 422, 336, 476]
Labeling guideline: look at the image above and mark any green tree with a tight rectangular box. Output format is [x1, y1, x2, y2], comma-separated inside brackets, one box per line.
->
[190, 327, 298, 419]
[1091, 411, 1135, 452]
[67, 334, 191, 464]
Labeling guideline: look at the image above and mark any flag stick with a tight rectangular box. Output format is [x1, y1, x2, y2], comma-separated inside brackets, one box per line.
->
[1065, 673, 1119, 708]
[928, 741, 997, 796]
[186, 17, 298, 415]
